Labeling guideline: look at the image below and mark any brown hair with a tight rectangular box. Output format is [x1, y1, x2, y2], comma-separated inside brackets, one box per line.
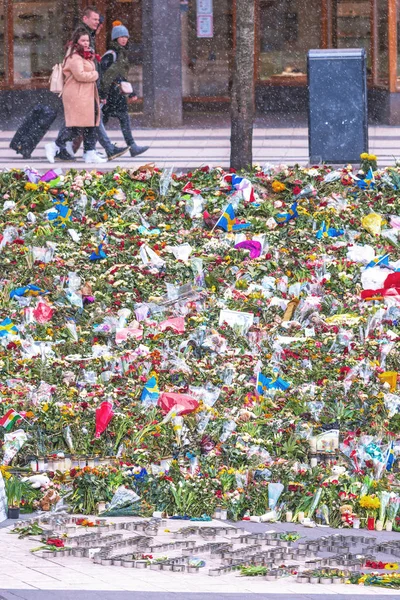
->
[65, 27, 92, 59]
[82, 5, 99, 18]
[71, 27, 91, 46]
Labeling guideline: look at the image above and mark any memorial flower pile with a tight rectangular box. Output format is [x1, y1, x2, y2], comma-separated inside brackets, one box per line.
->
[1, 159, 400, 526]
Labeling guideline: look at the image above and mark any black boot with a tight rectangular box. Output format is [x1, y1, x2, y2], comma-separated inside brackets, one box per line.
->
[55, 148, 75, 161]
[107, 146, 129, 161]
[130, 143, 149, 157]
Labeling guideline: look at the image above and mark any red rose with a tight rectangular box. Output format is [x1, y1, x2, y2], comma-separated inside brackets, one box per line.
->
[47, 538, 64, 548]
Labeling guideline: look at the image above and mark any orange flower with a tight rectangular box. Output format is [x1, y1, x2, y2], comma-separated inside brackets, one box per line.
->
[272, 180, 286, 193]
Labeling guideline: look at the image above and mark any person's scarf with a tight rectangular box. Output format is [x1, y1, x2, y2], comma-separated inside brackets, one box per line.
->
[68, 43, 100, 63]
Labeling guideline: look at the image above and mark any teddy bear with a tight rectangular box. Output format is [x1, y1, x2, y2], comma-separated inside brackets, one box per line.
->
[22, 474, 50, 489]
[36, 488, 60, 512]
[325, 465, 348, 482]
[339, 504, 355, 527]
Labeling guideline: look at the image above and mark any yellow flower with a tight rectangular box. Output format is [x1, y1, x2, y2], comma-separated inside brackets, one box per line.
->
[42, 403, 49, 412]
[384, 563, 399, 570]
[24, 182, 38, 191]
[368, 154, 377, 161]
[0, 465, 11, 479]
[359, 494, 380, 510]
[272, 180, 286, 193]
[360, 152, 369, 160]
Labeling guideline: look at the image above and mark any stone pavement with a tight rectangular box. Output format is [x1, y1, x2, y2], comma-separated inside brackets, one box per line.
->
[1, 517, 400, 599]
[1, 124, 400, 171]
[1, 593, 400, 600]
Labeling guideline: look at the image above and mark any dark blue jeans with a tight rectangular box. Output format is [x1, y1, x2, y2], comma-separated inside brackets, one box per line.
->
[103, 110, 135, 147]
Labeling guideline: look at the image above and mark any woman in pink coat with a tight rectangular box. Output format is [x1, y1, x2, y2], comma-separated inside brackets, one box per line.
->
[57, 28, 106, 163]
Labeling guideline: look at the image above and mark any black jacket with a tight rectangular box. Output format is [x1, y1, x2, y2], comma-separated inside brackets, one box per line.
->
[100, 43, 135, 119]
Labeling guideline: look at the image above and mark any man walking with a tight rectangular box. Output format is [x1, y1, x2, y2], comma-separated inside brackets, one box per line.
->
[46, 6, 128, 163]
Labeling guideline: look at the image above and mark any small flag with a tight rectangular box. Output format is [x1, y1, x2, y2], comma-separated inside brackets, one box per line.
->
[0, 317, 18, 338]
[365, 254, 390, 269]
[386, 441, 395, 472]
[10, 284, 48, 299]
[89, 243, 107, 261]
[141, 376, 160, 404]
[356, 167, 375, 190]
[48, 203, 72, 227]
[0, 408, 22, 431]
[275, 202, 298, 224]
[256, 372, 290, 395]
[316, 221, 344, 239]
[216, 204, 251, 232]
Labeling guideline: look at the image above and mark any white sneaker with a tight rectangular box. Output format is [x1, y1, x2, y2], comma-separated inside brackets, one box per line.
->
[83, 150, 107, 164]
[65, 141, 76, 157]
[45, 142, 58, 164]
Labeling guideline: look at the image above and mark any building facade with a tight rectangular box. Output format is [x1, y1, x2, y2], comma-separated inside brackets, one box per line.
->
[1, 0, 400, 124]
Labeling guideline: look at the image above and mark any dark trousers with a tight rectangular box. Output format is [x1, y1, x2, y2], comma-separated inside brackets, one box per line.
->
[104, 110, 135, 147]
[56, 114, 115, 155]
[56, 126, 97, 153]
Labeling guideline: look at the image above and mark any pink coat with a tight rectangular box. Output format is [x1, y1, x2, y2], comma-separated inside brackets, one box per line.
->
[62, 53, 100, 128]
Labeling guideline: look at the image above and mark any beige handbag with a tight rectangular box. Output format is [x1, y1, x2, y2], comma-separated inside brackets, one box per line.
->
[49, 64, 64, 96]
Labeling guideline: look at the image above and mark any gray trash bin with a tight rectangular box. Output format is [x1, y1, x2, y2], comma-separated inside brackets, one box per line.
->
[308, 48, 368, 164]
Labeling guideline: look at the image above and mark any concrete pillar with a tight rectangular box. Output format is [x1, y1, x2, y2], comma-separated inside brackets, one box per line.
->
[142, 0, 183, 127]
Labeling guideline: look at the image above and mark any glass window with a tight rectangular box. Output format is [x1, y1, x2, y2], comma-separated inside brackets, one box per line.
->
[13, 0, 78, 84]
[184, 0, 233, 97]
[331, 0, 372, 76]
[258, 0, 321, 81]
[0, 1, 4, 80]
[334, 0, 371, 50]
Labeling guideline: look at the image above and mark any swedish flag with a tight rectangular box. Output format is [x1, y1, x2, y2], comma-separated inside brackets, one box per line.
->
[356, 167, 375, 190]
[56, 204, 72, 227]
[216, 204, 251, 232]
[89, 243, 107, 261]
[386, 441, 395, 472]
[275, 202, 298, 224]
[257, 372, 290, 395]
[0, 318, 17, 338]
[256, 372, 271, 395]
[365, 254, 390, 269]
[10, 284, 48, 299]
[141, 376, 160, 404]
[271, 376, 290, 391]
[316, 221, 344, 239]
[48, 203, 72, 228]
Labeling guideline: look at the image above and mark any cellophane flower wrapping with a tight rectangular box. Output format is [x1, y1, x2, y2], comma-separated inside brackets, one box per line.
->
[268, 482, 284, 511]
